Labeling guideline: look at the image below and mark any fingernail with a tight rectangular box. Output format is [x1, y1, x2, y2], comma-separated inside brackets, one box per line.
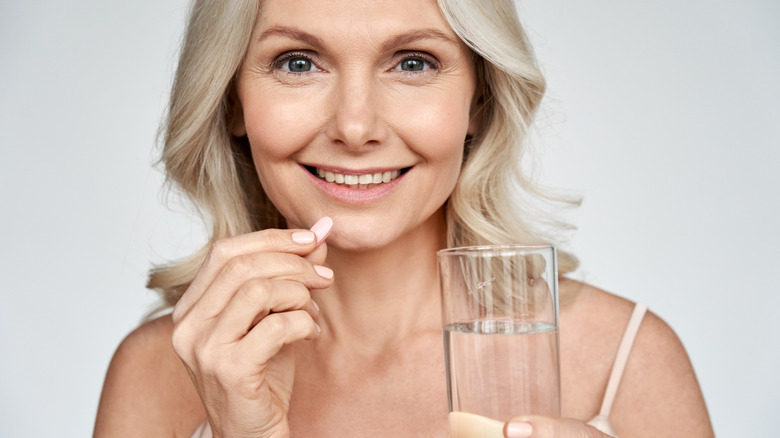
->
[312, 299, 320, 312]
[506, 422, 533, 438]
[310, 216, 333, 246]
[292, 231, 315, 244]
[314, 265, 334, 279]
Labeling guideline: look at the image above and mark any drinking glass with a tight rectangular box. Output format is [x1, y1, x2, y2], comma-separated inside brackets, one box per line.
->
[438, 245, 560, 438]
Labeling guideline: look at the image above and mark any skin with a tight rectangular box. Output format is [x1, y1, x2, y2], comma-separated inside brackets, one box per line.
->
[231, 0, 477, 251]
[94, 0, 714, 437]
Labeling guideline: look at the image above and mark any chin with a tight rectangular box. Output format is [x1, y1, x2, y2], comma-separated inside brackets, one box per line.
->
[326, 219, 399, 252]
[325, 209, 445, 254]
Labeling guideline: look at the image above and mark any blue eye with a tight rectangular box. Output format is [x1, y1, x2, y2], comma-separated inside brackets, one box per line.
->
[400, 58, 425, 71]
[393, 54, 438, 73]
[274, 52, 319, 74]
[286, 57, 313, 72]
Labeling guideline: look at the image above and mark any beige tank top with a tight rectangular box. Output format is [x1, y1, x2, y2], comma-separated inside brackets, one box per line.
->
[191, 303, 649, 438]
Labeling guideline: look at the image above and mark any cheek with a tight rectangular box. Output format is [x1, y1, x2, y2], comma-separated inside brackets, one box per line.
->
[241, 92, 323, 213]
[393, 88, 472, 166]
[243, 89, 324, 164]
[390, 96, 469, 206]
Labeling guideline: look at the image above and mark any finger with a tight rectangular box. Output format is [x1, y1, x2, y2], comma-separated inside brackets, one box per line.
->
[234, 310, 321, 364]
[449, 412, 505, 438]
[212, 278, 319, 342]
[173, 228, 321, 323]
[189, 251, 333, 322]
[505, 415, 611, 438]
[304, 241, 328, 266]
[173, 217, 333, 323]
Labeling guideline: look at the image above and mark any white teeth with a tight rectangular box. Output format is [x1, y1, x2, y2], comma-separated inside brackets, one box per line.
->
[314, 167, 404, 188]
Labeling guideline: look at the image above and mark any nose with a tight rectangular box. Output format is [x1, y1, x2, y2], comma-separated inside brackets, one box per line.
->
[325, 72, 387, 151]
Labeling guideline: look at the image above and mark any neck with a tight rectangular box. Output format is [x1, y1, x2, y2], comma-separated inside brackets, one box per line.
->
[314, 211, 447, 348]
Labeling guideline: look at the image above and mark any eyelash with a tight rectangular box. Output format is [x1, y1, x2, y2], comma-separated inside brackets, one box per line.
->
[271, 51, 318, 74]
[270, 51, 440, 74]
[394, 52, 440, 73]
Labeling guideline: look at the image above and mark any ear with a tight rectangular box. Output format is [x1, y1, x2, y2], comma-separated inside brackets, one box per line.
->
[228, 86, 247, 137]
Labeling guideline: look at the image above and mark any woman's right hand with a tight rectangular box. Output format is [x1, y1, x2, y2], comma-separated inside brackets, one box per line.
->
[171, 217, 334, 438]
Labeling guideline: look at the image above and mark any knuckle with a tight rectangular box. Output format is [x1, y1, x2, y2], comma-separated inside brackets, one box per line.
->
[191, 338, 225, 372]
[209, 353, 237, 379]
[261, 313, 291, 339]
[266, 227, 298, 243]
[208, 237, 234, 263]
[274, 253, 303, 273]
[171, 302, 185, 323]
[262, 253, 312, 280]
[287, 281, 311, 305]
[254, 228, 293, 250]
[223, 254, 253, 278]
[239, 278, 273, 306]
[171, 323, 193, 360]
[292, 256, 318, 279]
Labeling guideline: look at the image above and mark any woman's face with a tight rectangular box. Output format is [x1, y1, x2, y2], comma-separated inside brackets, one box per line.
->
[233, 0, 478, 250]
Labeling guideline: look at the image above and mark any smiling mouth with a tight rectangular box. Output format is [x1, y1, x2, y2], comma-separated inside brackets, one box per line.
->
[305, 166, 410, 189]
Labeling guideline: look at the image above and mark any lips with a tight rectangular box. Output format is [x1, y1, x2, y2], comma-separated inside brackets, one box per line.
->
[306, 166, 408, 189]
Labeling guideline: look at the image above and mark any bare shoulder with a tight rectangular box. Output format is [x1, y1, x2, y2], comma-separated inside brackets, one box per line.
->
[615, 303, 714, 436]
[94, 314, 205, 437]
[561, 280, 714, 437]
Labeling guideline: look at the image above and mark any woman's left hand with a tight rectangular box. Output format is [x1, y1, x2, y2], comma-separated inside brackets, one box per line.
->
[504, 415, 613, 438]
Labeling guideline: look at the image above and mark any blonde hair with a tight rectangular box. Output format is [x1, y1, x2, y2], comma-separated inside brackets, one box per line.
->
[437, 0, 579, 268]
[148, 0, 579, 308]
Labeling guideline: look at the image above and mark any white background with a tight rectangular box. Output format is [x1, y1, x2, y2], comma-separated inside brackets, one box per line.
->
[1, 0, 777, 436]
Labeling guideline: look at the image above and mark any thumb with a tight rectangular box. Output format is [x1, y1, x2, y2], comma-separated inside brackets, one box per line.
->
[505, 415, 611, 438]
[305, 241, 328, 266]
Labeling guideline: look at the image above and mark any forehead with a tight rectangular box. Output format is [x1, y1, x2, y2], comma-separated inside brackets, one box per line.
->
[255, 0, 457, 41]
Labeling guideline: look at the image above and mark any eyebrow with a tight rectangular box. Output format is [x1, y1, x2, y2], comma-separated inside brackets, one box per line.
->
[257, 26, 461, 52]
[378, 29, 461, 52]
[257, 26, 325, 49]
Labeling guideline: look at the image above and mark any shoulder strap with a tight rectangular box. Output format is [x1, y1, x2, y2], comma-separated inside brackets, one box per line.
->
[586, 303, 648, 437]
[598, 302, 648, 417]
[191, 421, 212, 438]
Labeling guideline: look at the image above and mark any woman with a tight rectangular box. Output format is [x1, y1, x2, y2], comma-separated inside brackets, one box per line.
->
[95, 0, 714, 436]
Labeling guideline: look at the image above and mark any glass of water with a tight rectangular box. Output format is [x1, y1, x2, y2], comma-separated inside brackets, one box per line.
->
[438, 245, 560, 438]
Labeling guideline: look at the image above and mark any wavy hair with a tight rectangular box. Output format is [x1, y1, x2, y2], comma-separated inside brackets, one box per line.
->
[148, 0, 579, 307]
[437, 0, 579, 267]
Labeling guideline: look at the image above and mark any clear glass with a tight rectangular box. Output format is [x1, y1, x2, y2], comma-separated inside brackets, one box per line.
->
[438, 245, 561, 438]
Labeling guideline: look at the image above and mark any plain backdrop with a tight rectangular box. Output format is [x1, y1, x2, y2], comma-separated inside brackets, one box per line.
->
[1, 0, 778, 436]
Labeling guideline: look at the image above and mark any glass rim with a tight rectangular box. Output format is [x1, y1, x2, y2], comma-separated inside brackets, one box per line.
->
[437, 244, 555, 258]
